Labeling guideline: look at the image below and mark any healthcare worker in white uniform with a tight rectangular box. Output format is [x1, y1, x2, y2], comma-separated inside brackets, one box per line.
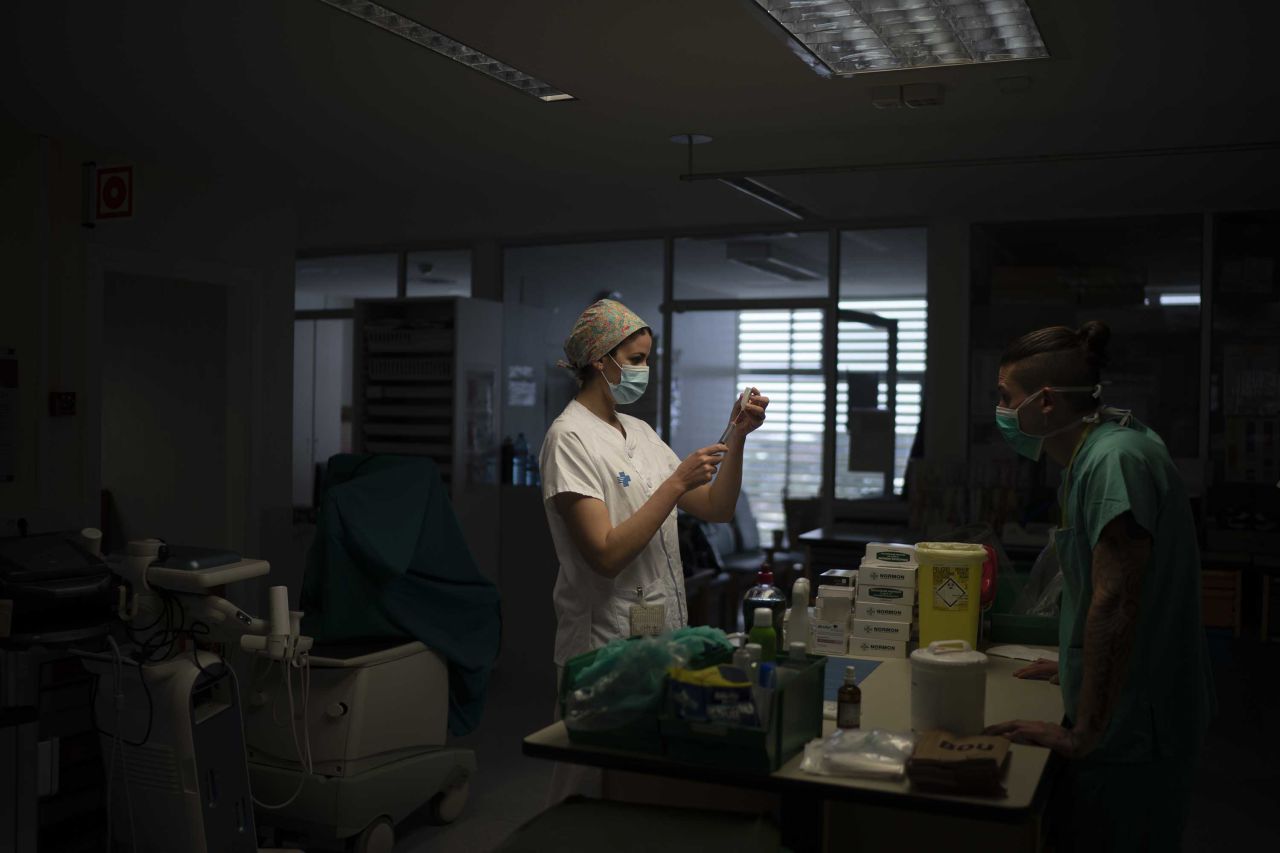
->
[539, 299, 767, 801]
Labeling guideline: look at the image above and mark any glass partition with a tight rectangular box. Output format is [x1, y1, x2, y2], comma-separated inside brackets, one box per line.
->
[674, 232, 829, 301]
[670, 308, 826, 542]
[969, 215, 1203, 528]
[503, 240, 664, 449]
[406, 249, 472, 298]
[838, 228, 928, 498]
[1206, 211, 1280, 555]
[295, 254, 397, 310]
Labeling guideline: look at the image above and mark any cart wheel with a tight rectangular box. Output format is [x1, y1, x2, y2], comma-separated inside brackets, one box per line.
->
[428, 780, 470, 825]
[348, 816, 394, 853]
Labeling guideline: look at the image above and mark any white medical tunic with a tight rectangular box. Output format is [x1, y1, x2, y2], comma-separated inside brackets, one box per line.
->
[540, 399, 688, 666]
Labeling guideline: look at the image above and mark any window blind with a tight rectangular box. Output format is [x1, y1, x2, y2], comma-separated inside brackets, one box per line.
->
[735, 299, 927, 543]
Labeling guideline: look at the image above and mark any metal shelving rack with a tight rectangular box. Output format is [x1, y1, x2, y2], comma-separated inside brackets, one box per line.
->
[359, 308, 458, 481]
[352, 297, 505, 579]
[354, 297, 503, 489]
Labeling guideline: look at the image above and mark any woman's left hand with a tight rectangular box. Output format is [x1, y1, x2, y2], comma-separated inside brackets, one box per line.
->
[731, 388, 769, 435]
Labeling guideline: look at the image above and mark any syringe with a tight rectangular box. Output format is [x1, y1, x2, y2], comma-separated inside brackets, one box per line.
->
[717, 386, 754, 445]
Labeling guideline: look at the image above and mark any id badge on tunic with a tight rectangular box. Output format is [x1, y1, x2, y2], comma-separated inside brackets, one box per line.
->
[629, 586, 666, 637]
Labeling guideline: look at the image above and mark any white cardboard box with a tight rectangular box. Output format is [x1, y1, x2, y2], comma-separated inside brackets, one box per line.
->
[848, 636, 909, 659]
[850, 618, 912, 642]
[854, 599, 915, 623]
[863, 542, 918, 565]
[816, 587, 853, 623]
[856, 584, 916, 605]
[858, 561, 918, 589]
[812, 621, 849, 656]
[817, 569, 858, 588]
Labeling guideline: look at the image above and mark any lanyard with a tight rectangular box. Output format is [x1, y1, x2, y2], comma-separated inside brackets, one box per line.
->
[1059, 423, 1097, 530]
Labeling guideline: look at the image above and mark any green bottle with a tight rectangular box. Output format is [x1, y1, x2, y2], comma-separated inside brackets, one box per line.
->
[748, 607, 777, 663]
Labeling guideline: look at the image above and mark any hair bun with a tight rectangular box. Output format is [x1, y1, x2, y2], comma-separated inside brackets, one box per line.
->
[1077, 320, 1111, 367]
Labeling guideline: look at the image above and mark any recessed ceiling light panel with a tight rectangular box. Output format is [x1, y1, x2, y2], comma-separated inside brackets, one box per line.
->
[751, 0, 1048, 75]
[317, 0, 574, 101]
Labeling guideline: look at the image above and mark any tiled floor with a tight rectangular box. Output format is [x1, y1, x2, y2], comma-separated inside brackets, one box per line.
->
[395, 634, 1276, 853]
[393, 648, 558, 852]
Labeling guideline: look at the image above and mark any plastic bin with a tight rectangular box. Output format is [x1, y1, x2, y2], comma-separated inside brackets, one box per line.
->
[987, 572, 1058, 646]
[558, 644, 665, 754]
[660, 654, 827, 773]
[557, 639, 733, 755]
[916, 542, 986, 649]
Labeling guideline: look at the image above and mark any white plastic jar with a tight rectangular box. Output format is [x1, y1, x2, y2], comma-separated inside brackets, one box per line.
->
[910, 640, 989, 736]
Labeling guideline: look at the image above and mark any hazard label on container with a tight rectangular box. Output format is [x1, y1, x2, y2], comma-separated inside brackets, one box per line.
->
[933, 566, 970, 610]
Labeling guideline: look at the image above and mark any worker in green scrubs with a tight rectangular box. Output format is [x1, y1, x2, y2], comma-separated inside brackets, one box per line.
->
[985, 320, 1215, 852]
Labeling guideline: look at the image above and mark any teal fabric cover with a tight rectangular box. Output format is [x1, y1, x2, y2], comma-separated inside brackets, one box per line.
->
[301, 454, 501, 735]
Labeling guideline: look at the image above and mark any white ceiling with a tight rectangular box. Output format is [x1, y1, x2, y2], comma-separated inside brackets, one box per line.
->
[5, 0, 1279, 249]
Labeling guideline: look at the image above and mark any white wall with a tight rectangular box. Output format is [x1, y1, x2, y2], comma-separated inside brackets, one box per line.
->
[313, 319, 350, 484]
[102, 272, 231, 547]
[0, 125, 43, 524]
[0, 121, 297, 610]
[290, 317, 352, 507]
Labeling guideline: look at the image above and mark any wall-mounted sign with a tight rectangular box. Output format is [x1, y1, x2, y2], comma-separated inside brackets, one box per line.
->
[96, 165, 134, 219]
[507, 365, 537, 408]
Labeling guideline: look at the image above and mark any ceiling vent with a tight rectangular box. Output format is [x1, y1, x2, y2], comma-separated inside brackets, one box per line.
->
[726, 242, 823, 281]
[869, 84, 943, 109]
[870, 85, 903, 110]
[903, 83, 945, 108]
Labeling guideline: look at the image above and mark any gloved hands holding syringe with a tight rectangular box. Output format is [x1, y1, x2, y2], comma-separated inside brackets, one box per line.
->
[668, 387, 769, 495]
[719, 386, 770, 444]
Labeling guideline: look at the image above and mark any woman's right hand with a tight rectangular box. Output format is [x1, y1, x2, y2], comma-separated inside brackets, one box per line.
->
[1014, 659, 1060, 683]
[669, 444, 727, 494]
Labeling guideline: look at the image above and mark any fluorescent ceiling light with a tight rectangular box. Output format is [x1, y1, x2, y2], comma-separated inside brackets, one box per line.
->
[1159, 293, 1201, 306]
[727, 242, 824, 281]
[751, 0, 1049, 75]
[719, 176, 817, 220]
[317, 0, 573, 101]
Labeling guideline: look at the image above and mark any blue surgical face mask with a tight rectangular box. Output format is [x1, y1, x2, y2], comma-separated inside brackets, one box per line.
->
[606, 355, 649, 405]
[995, 385, 1101, 461]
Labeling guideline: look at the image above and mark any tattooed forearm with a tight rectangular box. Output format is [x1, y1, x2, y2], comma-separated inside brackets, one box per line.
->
[1072, 512, 1151, 755]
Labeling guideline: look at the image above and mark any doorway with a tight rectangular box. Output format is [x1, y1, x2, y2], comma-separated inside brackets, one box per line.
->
[101, 272, 234, 550]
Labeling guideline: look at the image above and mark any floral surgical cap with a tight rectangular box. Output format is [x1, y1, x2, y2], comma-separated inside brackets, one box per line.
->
[558, 299, 650, 371]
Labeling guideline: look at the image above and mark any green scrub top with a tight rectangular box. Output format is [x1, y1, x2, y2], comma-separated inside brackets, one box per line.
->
[1055, 418, 1215, 764]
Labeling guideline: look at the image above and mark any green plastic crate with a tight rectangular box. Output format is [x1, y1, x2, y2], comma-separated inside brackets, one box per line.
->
[660, 654, 827, 773]
[988, 573, 1058, 646]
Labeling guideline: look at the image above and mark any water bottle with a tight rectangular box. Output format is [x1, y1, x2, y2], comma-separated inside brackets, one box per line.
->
[742, 560, 785, 634]
[787, 577, 811, 651]
[512, 433, 528, 486]
[748, 608, 778, 663]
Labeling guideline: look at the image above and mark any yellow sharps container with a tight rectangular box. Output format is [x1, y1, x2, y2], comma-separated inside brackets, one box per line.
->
[915, 542, 987, 649]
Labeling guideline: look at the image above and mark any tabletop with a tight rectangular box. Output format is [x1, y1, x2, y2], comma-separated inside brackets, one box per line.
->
[523, 651, 1064, 820]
